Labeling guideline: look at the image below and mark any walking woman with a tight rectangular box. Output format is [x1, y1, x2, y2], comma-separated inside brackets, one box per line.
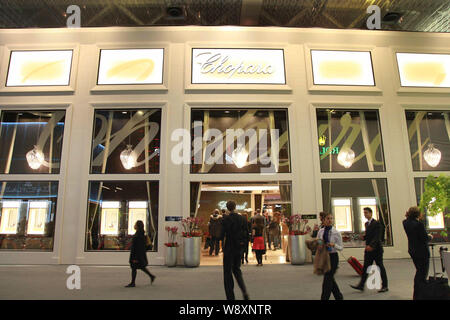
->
[252, 214, 266, 266]
[317, 213, 344, 300]
[125, 220, 156, 287]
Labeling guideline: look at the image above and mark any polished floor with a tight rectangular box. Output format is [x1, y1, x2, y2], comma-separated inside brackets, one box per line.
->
[1, 258, 444, 300]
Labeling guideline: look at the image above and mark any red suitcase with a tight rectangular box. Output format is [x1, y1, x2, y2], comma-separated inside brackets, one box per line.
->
[347, 256, 363, 275]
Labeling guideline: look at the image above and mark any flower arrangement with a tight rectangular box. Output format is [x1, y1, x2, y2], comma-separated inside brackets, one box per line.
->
[164, 226, 179, 247]
[284, 214, 311, 235]
[181, 217, 204, 237]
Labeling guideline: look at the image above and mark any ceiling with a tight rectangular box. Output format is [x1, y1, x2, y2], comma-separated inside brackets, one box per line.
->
[0, 0, 448, 32]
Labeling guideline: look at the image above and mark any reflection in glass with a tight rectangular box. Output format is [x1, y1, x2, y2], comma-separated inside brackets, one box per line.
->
[0, 111, 66, 174]
[321, 179, 392, 248]
[406, 111, 450, 171]
[190, 109, 290, 173]
[414, 178, 449, 243]
[0, 181, 58, 250]
[85, 181, 159, 251]
[90, 109, 161, 174]
[316, 109, 385, 172]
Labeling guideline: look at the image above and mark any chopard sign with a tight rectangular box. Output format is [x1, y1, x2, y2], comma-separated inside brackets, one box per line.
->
[191, 48, 286, 84]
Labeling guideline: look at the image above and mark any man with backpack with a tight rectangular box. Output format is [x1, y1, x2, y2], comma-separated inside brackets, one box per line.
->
[220, 200, 250, 300]
[350, 207, 389, 293]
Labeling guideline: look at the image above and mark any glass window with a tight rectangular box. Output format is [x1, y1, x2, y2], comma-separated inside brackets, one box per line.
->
[6, 50, 73, 87]
[85, 181, 159, 251]
[90, 109, 161, 174]
[190, 109, 290, 174]
[316, 109, 385, 172]
[0, 181, 58, 250]
[311, 50, 375, 86]
[414, 177, 449, 243]
[321, 179, 393, 248]
[0, 110, 66, 174]
[396, 53, 450, 88]
[405, 110, 450, 171]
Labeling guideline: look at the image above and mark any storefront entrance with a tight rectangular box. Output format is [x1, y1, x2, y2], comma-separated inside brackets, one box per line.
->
[190, 181, 292, 266]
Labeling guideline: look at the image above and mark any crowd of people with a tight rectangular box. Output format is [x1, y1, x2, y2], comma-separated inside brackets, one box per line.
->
[123, 202, 438, 301]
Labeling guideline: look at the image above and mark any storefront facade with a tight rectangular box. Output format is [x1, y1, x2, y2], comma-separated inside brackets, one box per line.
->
[0, 26, 448, 265]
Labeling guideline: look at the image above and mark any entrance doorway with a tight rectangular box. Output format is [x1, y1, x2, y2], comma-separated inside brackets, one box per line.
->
[190, 181, 292, 266]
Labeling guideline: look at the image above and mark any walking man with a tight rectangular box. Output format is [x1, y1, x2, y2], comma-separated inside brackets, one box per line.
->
[220, 200, 250, 300]
[350, 207, 389, 293]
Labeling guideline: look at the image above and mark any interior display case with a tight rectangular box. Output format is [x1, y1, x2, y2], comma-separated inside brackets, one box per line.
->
[128, 201, 147, 235]
[100, 201, 120, 236]
[331, 198, 353, 232]
[26, 201, 49, 235]
[0, 201, 21, 234]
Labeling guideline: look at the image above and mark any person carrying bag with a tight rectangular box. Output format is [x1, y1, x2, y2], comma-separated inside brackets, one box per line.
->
[313, 241, 331, 275]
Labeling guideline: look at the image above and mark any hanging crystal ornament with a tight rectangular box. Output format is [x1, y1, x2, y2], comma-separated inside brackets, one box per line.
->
[120, 145, 137, 170]
[337, 147, 355, 168]
[423, 144, 441, 168]
[26, 145, 45, 169]
[232, 143, 249, 168]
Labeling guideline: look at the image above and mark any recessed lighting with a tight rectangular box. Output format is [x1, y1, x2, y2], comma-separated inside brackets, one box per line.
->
[122, 111, 127, 114]
[224, 111, 230, 114]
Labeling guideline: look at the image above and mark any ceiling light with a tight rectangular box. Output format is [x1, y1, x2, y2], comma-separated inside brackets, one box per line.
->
[26, 145, 44, 169]
[423, 144, 441, 167]
[337, 148, 355, 168]
[120, 145, 137, 170]
[231, 144, 248, 168]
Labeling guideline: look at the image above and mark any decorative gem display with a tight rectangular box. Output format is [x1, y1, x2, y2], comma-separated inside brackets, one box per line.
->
[337, 148, 355, 168]
[423, 144, 441, 168]
[26, 145, 45, 169]
[120, 145, 137, 170]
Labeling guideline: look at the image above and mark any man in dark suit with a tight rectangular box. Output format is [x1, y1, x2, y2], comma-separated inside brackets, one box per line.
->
[403, 206, 432, 300]
[220, 200, 249, 300]
[351, 207, 389, 292]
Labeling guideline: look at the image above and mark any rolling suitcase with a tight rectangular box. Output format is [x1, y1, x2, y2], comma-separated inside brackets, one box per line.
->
[416, 244, 450, 300]
[347, 256, 364, 276]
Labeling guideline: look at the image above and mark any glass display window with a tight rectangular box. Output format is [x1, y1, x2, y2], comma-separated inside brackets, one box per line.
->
[405, 110, 450, 171]
[322, 179, 392, 247]
[128, 201, 147, 235]
[331, 198, 353, 232]
[396, 53, 450, 88]
[414, 177, 449, 243]
[358, 198, 378, 231]
[26, 201, 49, 235]
[310, 50, 375, 86]
[0, 181, 58, 250]
[0, 201, 21, 234]
[90, 109, 161, 174]
[190, 109, 290, 174]
[97, 49, 164, 85]
[6, 50, 73, 87]
[316, 109, 385, 172]
[0, 110, 66, 174]
[86, 181, 158, 251]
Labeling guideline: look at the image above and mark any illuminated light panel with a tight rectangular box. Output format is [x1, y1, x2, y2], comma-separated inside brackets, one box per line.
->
[97, 49, 164, 85]
[27, 201, 48, 235]
[397, 53, 450, 87]
[0, 201, 21, 234]
[6, 50, 73, 86]
[128, 201, 147, 235]
[192, 48, 286, 84]
[201, 185, 279, 192]
[427, 210, 445, 229]
[332, 198, 353, 232]
[311, 50, 375, 86]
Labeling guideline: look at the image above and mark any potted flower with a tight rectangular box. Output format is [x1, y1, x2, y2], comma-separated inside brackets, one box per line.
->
[285, 214, 311, 265]
[181, 217, 203, 267]
[164, 226, 179, 267]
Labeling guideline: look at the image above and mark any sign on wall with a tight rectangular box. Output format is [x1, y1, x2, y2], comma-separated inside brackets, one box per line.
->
[396, 52, 449, 88]
[6, 50, 73, 87]
[191, 48, 286, 84]
[311, 50, 375, 86]
[97, 48, 164, 85]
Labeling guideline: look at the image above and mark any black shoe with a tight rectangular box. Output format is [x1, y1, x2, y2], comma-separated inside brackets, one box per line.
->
[243, 293, 250, 300]
[245, 258, 248, 264]
[378, 287, 388, 293]
[335, 294, 344, 300]
[150, 275, 156, 285]
[350, 284, 364, 291]
[125, 283, 135, 288]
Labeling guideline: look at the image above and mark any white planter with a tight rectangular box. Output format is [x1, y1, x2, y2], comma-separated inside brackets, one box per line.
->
[183, 237, 201, 267]
[165, 246, 178, 267]
[290, 234, 306, 265]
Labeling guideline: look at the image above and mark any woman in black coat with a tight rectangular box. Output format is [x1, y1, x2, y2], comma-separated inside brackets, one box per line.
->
[125, 220, 156, 287]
